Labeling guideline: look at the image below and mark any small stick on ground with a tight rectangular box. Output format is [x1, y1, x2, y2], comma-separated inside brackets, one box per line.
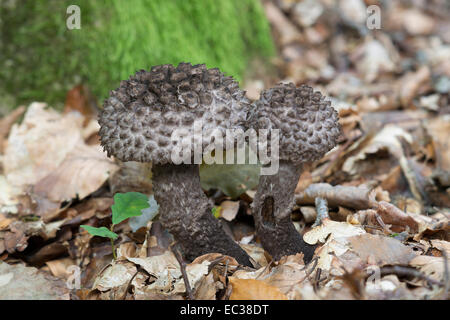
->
[171, 242, 194, 300]
[378, 266, 443, 287]
[313, 197, 329, 227]
[442, 251, 449, 299]
[313, 268, 323, 293]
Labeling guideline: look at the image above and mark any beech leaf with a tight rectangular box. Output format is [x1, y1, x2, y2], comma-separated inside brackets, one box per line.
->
[111, 192, 149, 225]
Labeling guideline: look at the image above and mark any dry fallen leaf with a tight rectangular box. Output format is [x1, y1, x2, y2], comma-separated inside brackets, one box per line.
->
[34, 143, 118, 202]
[342, 125, 412, 175]
[399, 66, 431, 108]
[303, 219, 366, 245]
[425, 116, 450, 171]
[0, 261, 70, 299]
[348, 234, 417, 266]
[45, 257, 77, 279]
[3, 102, 117, 200]
[241, 243, 268, 267]
[92, 260, 137, 299]
[409, 255, 447, 284]
[219, 200, 240, 222]
[375, 201, 419, 233]
[229, 278, 288, 300]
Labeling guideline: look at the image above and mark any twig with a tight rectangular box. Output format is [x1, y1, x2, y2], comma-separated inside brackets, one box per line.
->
[442, 251, 449, 299]
[224, 258, 229, 278]
[120, 269, 140, 300]
[313, 197, 329, 227]
[313, 268, 323, 293]
[255, 260, 274, 280]
[285, 256, 320, 293]
[374, 213, 391, 234]
[302, 256, 319, 278]
[362, 224, 384, 231]
[170, 242, 194, 300]
[377, 266, 443, 287]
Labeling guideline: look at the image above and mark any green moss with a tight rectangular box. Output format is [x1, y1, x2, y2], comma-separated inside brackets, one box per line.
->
[0, 0, 274, 109]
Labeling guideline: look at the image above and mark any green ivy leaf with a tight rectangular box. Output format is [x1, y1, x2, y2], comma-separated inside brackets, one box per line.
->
[80, 225, 118, 240]
[111, 192, 150, 225]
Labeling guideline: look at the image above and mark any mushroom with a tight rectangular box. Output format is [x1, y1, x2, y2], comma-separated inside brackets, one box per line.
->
[98, 63, 253, 266]
[249, 83, 341, 262]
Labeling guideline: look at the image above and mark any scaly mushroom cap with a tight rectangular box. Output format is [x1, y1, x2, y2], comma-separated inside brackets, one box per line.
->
[251, 83, 340, 164]
[99, 63, 250, 164]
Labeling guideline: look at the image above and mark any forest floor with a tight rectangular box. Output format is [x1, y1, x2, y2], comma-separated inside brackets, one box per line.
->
[0, 0, 449, 300]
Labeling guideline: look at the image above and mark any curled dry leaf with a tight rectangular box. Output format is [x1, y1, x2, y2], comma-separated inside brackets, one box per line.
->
[409, 255, 448, 284]
[45, 257, 77, 279]
[1, 219, 65, 254]
[375, 201, 419, 233]
[303, 219, 365, 245]
[315, 236, 353, 273]
[126, 250, 179, 279]
[430, 240, 450, 256]
[261, 255, 308, 297]
[91, 260, 137, 299]
[240, 243, 268, 267]
[342, 125, 412, 175]
[1, 102, 118, 213]
[226, 254, 312, 299]
[123, 251, 210, 296]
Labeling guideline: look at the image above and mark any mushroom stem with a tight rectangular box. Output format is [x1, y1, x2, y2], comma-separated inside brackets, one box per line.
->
[252, 160, 316, 262]
[152, 163, 253, 267]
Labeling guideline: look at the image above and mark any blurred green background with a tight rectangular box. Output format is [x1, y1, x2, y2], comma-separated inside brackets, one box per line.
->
[0, 0, 274, 112]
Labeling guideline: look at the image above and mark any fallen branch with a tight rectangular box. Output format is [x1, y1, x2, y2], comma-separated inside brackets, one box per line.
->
[295, 183, 376, 210]
[170, 242, 194, 300]
[377, 266, 444, 288]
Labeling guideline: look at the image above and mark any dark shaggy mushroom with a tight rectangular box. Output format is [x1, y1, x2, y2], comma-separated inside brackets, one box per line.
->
[249, 83, 341, 263]
[99, 62, 253, 266]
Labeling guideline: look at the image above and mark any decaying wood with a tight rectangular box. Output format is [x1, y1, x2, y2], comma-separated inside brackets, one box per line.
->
[295, 183, 376, 210]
